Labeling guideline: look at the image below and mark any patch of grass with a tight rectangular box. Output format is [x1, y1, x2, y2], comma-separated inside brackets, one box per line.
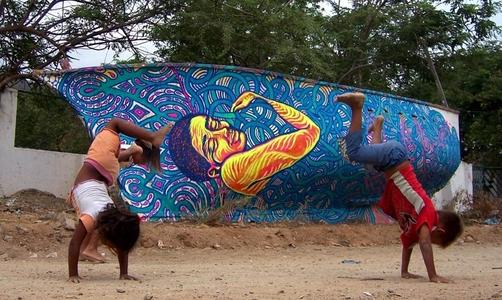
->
[188, 195, 252, 226]
[461, 191, 501, 224]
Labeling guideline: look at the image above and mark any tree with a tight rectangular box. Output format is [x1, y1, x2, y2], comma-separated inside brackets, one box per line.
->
[321, 0, 500, 98]
[151, 0, 332, 80]
[0, 0, 180, 91]
[15, 87, 91, 153]
[441, 43, 502, 166]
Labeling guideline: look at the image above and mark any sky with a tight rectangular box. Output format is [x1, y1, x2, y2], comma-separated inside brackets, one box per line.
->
[71, 1, 502, 68]
[72, 42, 157, 68]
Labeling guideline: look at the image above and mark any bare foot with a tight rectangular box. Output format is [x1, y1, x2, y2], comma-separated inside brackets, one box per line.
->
[152, 123, 173, 148]
[401, 272, 422, 279]
[368, 115, 384, 133]
[80, 252, 105, 263]
[335, 92, 365, 109]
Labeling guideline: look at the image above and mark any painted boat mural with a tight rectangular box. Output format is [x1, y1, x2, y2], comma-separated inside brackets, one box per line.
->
[39, 63, 461, 223]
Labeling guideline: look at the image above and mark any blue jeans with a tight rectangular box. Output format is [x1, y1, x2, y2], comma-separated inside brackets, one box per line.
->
[344, 130, 408, 172]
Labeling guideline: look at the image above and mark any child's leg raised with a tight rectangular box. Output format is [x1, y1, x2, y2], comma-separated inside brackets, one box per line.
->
[368, 115, 384, 144]
[336, 93, 391, 166]
[151, 123, 172, 148]
[336, 92, 365, 133]
[106, 118, 172, 148]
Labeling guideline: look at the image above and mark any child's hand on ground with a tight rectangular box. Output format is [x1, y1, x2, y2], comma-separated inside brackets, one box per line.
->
[120, 274, 139, 281]
[401, 272, 422, 279]
[430, 275, 452, 283]
[68, 275, 82, 283]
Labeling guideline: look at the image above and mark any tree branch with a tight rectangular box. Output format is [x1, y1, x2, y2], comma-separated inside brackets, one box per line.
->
[417, 37, 448, 107]
[0, 25, 61, 48]
[30, 0, 62, 28]
[337, 62, 374, 84]
[0, 73, 36, 91]
[0, 0, 6, 17]
[0, 0, 175, 90]
[19, 0, 37, 25]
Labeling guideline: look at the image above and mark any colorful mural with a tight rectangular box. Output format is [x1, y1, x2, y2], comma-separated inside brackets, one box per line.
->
[39, 63, 461, 223]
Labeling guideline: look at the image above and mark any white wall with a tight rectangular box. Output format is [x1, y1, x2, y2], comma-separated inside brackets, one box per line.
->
[0, 89, 85, 198]
[433, 161, 473, 212]
[430, 107, 473, 211]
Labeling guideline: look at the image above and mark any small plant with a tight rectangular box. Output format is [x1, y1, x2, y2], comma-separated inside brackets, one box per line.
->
[107, 185, 131, 213]
[442, 189, 472, 213]
[188, 194, 252, 226]
[289, 204, 311, 225]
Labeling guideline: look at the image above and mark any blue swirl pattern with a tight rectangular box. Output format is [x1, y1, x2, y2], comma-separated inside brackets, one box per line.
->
[45, 63, 460, 223]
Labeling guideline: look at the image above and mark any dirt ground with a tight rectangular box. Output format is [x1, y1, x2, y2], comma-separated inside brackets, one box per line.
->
[0, 190, 501, 300]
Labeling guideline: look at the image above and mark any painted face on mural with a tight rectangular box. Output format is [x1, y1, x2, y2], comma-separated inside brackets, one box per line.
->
[189, 115, 246, 165]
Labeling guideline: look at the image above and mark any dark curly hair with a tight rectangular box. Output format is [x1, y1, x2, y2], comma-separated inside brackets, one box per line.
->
[437, 210, 463, 248]
[95, 203, 140, 253]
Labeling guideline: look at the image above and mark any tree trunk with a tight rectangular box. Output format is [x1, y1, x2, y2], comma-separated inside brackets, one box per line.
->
[418, 38, 448, 107]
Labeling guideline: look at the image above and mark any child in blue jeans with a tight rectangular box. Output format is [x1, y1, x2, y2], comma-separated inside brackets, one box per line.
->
[337, 92, 463, 283]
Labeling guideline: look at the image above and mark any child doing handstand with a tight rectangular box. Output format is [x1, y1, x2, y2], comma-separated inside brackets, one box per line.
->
[67, 118, 171, 283]
[336, 92, 463, 283]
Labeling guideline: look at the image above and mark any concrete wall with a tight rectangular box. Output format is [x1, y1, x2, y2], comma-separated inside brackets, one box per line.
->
[0, 89, 85, 198]
[433, 161, 473, 212]
[0, 88, 473, 213]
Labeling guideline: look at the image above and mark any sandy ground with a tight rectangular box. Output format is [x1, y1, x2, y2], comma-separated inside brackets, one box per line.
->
[1, 190, 501, 300]
[1, 244, 502, 300]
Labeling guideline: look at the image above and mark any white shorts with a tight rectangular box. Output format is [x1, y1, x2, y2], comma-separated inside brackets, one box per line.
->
[70, 180, 113, 230]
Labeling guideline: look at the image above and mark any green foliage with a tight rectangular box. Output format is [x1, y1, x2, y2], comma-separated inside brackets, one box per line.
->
[114, 57, 148, 65]
[151, 0, 330, 79]
[443, 44, 502, 165]
[15, 89, 90, 154]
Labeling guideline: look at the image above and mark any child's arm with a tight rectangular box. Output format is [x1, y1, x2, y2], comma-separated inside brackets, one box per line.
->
[117, 248, 138, 280]
[401, 246, 422, 279]
[68, 220, 87, 283]
[417, 224, 450, 283]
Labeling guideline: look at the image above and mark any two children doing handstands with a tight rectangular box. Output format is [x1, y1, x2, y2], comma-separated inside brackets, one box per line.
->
[68, 93, 462, 284]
